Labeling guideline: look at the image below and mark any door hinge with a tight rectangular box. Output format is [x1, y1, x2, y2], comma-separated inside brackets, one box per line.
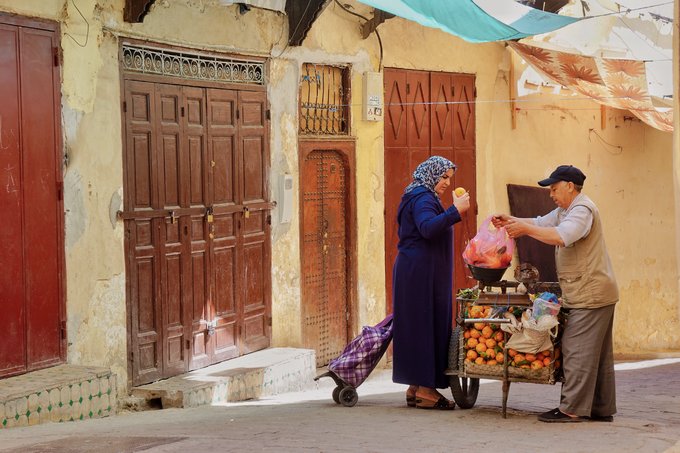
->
[451, 86, 455, 97]
[406, 83, 410, 95]
[267, 317, 272, 327]
[474, 87, 477, 98]
[122, 101, 127, 113]
[181, 106, 185, 117]
[186, 339, 191, 350]
[236, 109, 240, 120]
[53, 47, 61, 67]
[266, 214, 271, 225]
[57, 181, 64, 201]
[266, 109, 270, 120]
[60, 321, 67, 340]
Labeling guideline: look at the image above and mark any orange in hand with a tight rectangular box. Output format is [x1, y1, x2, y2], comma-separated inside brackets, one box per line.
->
[454, 187, 466, 197]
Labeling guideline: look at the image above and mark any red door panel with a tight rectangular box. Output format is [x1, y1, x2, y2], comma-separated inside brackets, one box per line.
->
[0, 24, 26, 377]
[452, 74, 477, 291]
[0, 18, 65, 378]
[384, 69, 477, 319]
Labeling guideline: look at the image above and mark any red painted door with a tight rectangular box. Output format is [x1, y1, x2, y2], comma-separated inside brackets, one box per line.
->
[384, 69, 477, 317]
[0, 17, 65, 378]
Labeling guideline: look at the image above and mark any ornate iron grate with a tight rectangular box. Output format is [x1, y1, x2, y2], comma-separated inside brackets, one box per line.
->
[121, 43, 264, 85]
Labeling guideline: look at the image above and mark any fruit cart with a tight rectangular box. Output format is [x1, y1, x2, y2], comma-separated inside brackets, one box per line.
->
[446, 265, 564, 418]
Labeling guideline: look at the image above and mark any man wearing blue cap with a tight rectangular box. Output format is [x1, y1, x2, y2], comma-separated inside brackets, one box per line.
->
[493, 165, 618, 423]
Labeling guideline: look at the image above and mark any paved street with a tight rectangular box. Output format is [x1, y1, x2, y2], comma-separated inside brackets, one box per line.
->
[1, 359, 679, 453]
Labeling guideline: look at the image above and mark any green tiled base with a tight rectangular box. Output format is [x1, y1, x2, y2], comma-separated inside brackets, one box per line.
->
[1, 369, 117, 429]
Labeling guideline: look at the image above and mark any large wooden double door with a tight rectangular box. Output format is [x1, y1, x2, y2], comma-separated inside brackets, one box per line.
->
[123, 79, 271, 386]
[384, 68, 477, 313]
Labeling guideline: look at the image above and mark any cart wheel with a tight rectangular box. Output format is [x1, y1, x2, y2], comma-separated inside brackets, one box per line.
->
[339, 386, 358, 407]
[448, 327, 461, 371]
[449, 376, 479, 409]
[332, 386, 342, 404]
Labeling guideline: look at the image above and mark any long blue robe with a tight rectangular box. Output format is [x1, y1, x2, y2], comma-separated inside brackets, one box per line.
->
[392, 186, 461, 389]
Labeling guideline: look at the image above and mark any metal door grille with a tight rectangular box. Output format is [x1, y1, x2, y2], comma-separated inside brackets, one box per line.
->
[299, 63, 349, 135]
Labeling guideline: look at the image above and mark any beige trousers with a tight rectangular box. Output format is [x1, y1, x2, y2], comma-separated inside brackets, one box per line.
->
[559, 304, 617, 417]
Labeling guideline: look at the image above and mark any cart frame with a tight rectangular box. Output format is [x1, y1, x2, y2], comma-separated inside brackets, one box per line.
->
[446, 283, 563, 418]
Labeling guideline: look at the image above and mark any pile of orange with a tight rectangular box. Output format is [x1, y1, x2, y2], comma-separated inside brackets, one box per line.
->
[463, 305, 505, 366]
[462, 304, 561, 371]
[507, 347, 560, 370]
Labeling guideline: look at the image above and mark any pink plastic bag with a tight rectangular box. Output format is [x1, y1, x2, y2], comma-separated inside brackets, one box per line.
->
[462, 215, 515, 269]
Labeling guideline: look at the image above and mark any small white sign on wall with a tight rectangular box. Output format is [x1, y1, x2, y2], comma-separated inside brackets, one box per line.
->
[363, 72, 383, 121]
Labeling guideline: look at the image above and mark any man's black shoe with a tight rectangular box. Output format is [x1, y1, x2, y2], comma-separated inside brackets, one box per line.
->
[589, 414, 614, 422]
[538, 408, 585, 423]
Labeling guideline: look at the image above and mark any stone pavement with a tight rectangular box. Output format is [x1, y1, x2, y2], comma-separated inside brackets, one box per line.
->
[0, 358, 679, 453]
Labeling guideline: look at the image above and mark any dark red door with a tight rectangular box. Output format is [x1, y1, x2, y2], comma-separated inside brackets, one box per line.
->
[384, 69, 477, 316]
[0, 17, 65, 378]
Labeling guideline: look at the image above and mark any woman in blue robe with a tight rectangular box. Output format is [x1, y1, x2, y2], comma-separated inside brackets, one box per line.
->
[392, 156, 470, 410]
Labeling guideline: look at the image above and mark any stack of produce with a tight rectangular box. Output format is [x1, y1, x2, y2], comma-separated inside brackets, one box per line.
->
[507, 347, 560, 370]
[463, 305, 505, 366]
[462, 304, 561, 371]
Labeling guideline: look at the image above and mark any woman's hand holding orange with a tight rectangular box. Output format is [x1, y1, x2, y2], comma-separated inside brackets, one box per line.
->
[452, 189, 470, 214]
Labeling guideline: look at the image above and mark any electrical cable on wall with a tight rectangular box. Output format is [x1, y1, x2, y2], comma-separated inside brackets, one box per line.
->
[64, 0, 89, 48]
[274, 0, 313, 58]
[333, 0, 383, 70]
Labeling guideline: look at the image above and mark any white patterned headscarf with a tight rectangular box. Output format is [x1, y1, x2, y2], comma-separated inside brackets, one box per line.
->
[404, 156, 456, 195]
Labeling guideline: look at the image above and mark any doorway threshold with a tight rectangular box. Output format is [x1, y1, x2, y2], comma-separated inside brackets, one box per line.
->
[130, 348, 316, 409]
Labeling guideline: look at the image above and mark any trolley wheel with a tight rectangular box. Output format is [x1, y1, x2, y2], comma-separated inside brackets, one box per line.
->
[332, 386, 342, 404]
[449, 376, 480, 409]
[339, 386, 358, 407]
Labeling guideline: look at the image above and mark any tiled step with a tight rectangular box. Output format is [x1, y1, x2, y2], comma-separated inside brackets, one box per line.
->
[0, 365, 117, 429]
[131, 348, 316, 408]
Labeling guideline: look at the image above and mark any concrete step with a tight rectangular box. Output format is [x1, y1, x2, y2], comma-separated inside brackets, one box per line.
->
[130, 348, 316, 408]
[0, 365, 117, 429]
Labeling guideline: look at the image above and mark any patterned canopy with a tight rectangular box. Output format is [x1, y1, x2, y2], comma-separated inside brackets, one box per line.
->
[510, 41, 673, 132]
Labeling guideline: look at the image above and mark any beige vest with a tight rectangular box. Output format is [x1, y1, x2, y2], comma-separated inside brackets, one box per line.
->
[555, 195, 619, 309]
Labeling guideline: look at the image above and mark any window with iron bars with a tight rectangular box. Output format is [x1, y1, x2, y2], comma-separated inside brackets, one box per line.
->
[299, 63, 350, 135]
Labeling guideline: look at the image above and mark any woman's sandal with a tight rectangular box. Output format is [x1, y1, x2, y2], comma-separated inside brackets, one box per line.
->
[415, 396, 456, 410]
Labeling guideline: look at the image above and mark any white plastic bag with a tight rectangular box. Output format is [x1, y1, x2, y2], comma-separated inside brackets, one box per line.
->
[504, 309, 559, 354]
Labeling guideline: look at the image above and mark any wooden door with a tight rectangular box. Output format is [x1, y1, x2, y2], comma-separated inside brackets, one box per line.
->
[123, 80, 272, 386]
[0, 17, 65, 379]
[300, 142, 355, 367]
[384, 69, 477, 316]
[236, 90, 271, 354]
